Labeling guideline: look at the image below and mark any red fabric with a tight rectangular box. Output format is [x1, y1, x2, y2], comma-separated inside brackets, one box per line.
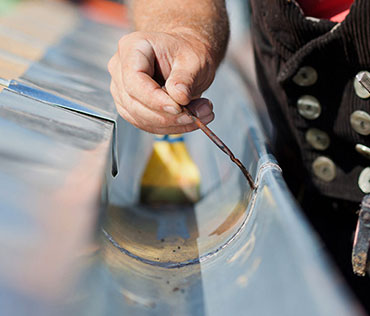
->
[297, 0, 354, 22]
[81, 0, 128, 27]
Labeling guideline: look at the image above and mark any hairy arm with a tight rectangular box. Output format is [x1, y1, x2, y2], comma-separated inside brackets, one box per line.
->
[108, 0, 229, 134]
[132, 0, 229, 67]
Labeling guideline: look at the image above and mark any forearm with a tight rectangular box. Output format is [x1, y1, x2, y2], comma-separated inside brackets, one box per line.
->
[131, 0, 230, 66]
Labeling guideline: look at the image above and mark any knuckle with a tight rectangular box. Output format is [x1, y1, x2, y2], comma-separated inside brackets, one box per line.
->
[118, 32, 144, 55]
[118, 34, 130, 52]
[156, 115, 169, 127]
[116, 105, 129, 121]
[109, 83, 116, 97]
[107, 56, 116, 75]
[107, 59, 113, 74]
[126, 99, 140, 117]
[148, 127, 162, 134]
[109, 80, 114, 91]
[122, 75, 134, 95]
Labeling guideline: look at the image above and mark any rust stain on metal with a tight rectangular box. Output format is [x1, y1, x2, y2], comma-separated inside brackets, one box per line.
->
[182, 106, 256, 190]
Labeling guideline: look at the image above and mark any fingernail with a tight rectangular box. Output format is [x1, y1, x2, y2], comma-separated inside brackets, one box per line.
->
[200, 113, 214, 125]
[175, 83, 190, 97]
[195, 101, 212, 118]
[177, 114, 193, 124]
[163, 106, 181, 115]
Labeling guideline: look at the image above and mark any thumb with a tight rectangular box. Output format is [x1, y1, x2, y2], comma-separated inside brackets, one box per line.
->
[165, 60, 196, 106]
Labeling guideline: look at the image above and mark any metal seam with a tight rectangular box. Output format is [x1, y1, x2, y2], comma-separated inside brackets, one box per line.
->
[4, 80, 119, 176]
[0, 78, 10, 88]
[255, 161, 282, 187]
[102, 159, 282, 268]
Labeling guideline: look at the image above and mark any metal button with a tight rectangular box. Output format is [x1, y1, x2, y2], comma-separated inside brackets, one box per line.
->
[354, 71, 370, 99]
[358, 167, 370, 193]
[297, 95, 321, 120]
[356, 144, 370, 160]
[293, 66, 318, 87]
[350, 110, 370, 136]
[312, 156, 336, 182]
[305, 128, 330, 150]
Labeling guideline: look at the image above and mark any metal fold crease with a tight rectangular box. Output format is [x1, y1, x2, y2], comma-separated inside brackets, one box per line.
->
[4, 79, 119, 176]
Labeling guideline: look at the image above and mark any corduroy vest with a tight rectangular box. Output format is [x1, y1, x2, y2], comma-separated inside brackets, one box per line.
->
[249, 0, 370, 203]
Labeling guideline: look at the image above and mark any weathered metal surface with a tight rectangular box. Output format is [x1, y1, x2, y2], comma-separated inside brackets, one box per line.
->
[104, 63, 363, 316]
[0, 1, 366, 316]
[0, 88, 114, 316]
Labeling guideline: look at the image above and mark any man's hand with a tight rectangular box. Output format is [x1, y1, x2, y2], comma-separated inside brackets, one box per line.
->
[108, 30, 216, 134]
[108, 0, 229, 134]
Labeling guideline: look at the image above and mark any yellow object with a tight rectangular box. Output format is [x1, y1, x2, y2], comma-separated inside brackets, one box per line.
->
[140, 134, 201, 204]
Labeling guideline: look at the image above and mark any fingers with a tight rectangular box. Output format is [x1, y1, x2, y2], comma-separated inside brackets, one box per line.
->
[108, 31, 217, 134]
[186, 98, 214, 117]
[110, 80, 214, 134]
[154, 113, 214, 135]
[117, 101, 214, 135]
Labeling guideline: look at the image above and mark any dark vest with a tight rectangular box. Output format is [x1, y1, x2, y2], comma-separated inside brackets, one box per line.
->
[249, 0, 370, 203]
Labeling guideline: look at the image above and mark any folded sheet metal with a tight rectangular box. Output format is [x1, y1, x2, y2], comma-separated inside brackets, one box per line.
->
[0, 88, 114, 315]
[105, 63, 363, 316]
[0, 1, 365, 316]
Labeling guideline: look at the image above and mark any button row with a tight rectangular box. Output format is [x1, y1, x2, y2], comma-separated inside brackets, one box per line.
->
[352, 71, 370, 190]
[311, 157, 370, 194]
[352, 72, 370, 192]
[293, 67, 370, 193]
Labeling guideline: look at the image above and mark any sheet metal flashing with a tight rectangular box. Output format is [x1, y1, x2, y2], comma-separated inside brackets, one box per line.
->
[0, 1, 365, 316]
[0, 77, 10, 87]
[5, 79, 118, 176]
